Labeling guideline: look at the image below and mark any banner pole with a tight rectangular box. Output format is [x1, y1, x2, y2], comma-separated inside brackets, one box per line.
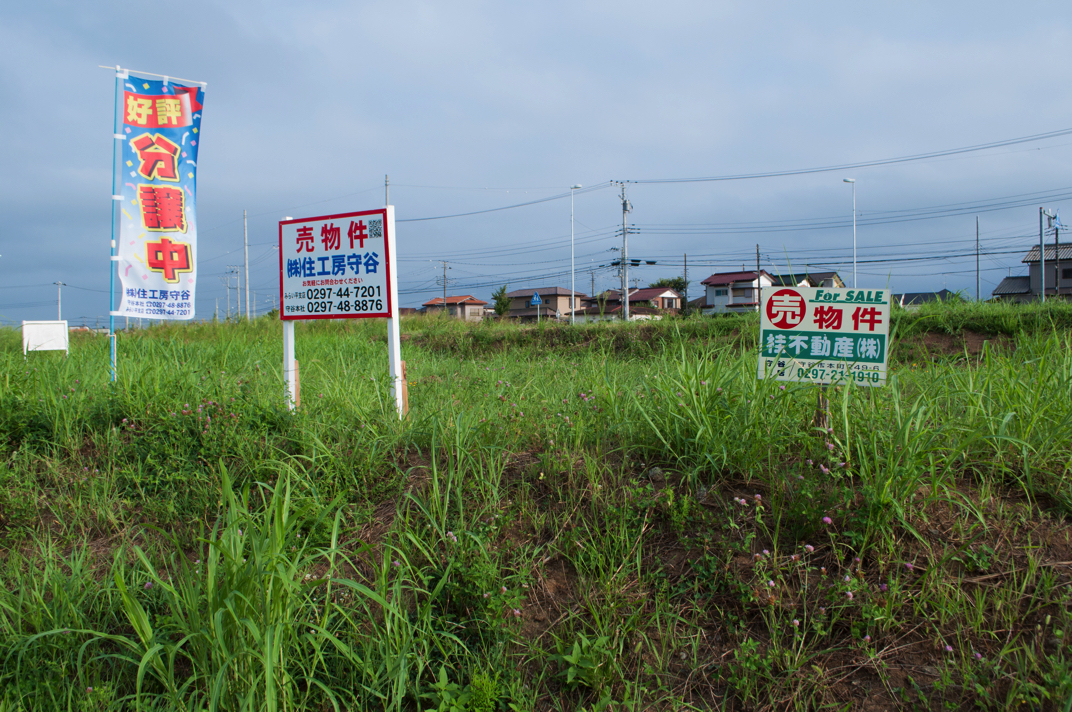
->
[108, 66, 127, 382]
[385, 205, 404, 418]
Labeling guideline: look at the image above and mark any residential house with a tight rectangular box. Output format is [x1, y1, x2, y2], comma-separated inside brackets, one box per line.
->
[505, 287, 585, 320]
[990, 276, 1032, 303]
[698, 270, 846, 314]
[771, 271, 845, 289]
[588, 287, 682, 311]
[892, 289, 956, 309]
[993, 243, 1072, 301]
[421, 295, 488, 321]
[571, 304, 664, 323]
[699, 271, 775, 314]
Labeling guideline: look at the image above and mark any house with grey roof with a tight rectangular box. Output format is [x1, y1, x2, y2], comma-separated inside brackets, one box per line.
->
[991, 243, 1072, 301]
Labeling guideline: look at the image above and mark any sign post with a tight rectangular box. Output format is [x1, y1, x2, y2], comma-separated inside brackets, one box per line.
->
[531, 291, 542, 324]
[758, 287, 890, 388]
[279, 207, 403, 417]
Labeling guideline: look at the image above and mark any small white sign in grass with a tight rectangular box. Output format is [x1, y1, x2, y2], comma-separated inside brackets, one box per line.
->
[21, 321, 68, 356]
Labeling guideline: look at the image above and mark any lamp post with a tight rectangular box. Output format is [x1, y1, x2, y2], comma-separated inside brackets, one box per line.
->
[843, 178, 856, 287]
[570, 184, 582, 324]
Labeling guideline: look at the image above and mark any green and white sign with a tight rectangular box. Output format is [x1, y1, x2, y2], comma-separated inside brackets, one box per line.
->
[757, 287, 890, 387]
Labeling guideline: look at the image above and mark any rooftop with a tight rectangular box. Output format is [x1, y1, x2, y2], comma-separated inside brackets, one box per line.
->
[893, 289, 955, 306]
[422, 295, 488, 307]
[991, 276, 1031, 296]
[1022, 244, 1072, 263]
[700, 270, 775, 286]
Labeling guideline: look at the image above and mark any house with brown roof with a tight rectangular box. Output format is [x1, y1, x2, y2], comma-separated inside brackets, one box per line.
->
[591, 287, 683, 311]
[421, 295, 489, 321]
[697, 270, 845, 313]
[699, 271, 776, 313]
[571, 303, 665, 323]
[505, 287, 586, 320]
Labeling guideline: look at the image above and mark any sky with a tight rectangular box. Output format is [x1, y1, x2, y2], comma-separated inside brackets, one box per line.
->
[2, 0, 1072, 326]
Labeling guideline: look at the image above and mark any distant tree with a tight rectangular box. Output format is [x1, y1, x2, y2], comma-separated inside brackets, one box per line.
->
[648, 276, 687, 296]
[492, 284, 512, 316]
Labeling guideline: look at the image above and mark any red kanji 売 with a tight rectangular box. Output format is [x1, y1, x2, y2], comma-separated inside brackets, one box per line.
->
[321, 223, 341, 251]
[852, 306, 884, 331]
[348, 220, 367, 248]
[812, 305, 843, 330]
[146, 237, 192, 283]
[131, 133, 181, 182]
[138, 185, 186, 232]
[765, 289, 805, 328]
[296, 226, 315, 253]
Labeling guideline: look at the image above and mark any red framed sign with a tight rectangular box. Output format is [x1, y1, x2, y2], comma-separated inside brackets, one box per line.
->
[278, 209, 394, 320]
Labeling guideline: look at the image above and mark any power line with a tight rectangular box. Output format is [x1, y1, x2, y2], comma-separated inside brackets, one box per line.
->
[397, 182, 613, 222]
[631, 127, 1072, 184]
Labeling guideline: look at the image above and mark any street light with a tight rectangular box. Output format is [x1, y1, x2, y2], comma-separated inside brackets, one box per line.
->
[843, 179, 856, 287]
[570, 184, 582, 324]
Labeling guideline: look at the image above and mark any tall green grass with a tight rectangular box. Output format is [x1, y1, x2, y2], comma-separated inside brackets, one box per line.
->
[0, 303, 1070, 709]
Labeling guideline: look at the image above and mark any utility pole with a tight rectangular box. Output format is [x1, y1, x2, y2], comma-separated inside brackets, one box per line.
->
[683, 253, 688, 310]
[385, 175, 389, 205]
[975, 217, 980, 301]
[228, 265, 241, 319]
[54, 281, 65, 320]
[435, 260, 453, 316]
[590, 270, 596, 302]
[755, 245, 761, 312]
[1055, 214, 1061, 298]
[244, 210, 250, 320]
[618, 182, 633, 321]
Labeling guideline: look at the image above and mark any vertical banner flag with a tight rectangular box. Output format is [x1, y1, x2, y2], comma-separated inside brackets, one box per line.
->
[115, 78, 205, 319]
[279, 210, 394, 320]
[758, 287, 891, 387]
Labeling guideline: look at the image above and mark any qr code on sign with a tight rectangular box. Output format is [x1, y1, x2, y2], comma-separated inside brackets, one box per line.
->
[368, 219, 383, 239]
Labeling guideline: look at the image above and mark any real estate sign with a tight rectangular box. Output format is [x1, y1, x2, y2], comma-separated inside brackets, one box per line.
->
[757, 287, 890, 387]
[279, 209, 394, 320]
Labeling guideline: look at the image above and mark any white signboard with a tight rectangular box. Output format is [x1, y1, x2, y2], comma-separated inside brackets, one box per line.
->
[758, 287, 890, 387]
[278, 209, 394, 320]
[22, 321, 69, 355]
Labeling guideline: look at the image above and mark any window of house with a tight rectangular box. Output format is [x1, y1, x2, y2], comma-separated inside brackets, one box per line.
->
[1064, 268, 1072, 280]
[714, 289, 728, 296]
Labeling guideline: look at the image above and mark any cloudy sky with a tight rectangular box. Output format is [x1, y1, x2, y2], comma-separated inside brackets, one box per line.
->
[2, 1, 1072, 325]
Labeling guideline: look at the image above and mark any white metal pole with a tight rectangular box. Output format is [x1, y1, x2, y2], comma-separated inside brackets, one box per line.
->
[244, 209, 250, 320]
[570, 184, 581, 324]
[385, 206, 404, 418]
[1040, 207, 1046, 303]
[283, 320, 296, 409]
[843, 179, 856, 288]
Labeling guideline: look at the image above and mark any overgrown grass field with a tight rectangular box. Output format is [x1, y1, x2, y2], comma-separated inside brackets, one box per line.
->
[1, 301, 1071, 710]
